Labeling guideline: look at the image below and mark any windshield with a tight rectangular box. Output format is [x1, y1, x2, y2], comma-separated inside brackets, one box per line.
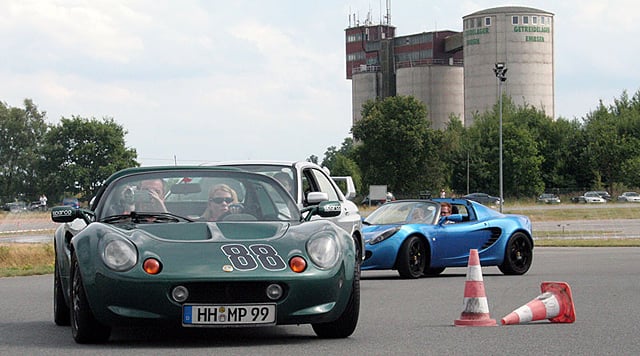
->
[364, 201, 439, 225]
[216, 164, 296, 198]
[95, 169, 300, 223]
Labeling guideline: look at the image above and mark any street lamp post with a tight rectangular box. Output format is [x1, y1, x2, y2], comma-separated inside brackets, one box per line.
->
[493, 63, 507, 213]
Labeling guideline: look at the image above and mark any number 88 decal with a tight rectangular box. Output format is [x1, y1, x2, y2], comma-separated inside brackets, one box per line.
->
[221, 244, 287, 271]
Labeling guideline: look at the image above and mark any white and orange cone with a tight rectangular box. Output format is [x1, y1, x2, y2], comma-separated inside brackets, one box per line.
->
[454, 249, 497, 326]
[501, 281, 576, 325]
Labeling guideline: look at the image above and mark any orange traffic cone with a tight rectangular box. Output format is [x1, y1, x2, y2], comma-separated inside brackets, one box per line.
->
[454, 249, 497, 326]
[501, 281, 576, 325]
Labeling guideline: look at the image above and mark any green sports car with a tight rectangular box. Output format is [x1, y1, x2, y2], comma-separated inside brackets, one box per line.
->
[52, 166, 360, 343]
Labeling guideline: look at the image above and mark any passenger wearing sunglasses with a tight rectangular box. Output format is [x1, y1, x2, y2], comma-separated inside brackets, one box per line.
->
[201, 184, 239, 221]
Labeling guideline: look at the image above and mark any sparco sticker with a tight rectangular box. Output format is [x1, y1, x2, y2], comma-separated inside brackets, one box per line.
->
[52, 209, 73, 217]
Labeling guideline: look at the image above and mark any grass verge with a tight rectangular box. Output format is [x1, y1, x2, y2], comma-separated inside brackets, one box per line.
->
[0, 243, 54, 277]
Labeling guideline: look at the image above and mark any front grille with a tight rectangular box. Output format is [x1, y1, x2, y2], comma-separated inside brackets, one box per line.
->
[179, 282, 288, 303]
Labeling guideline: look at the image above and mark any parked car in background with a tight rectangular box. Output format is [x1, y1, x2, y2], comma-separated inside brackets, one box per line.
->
[28, 201, 43, 211]
[463, 192, 502, 206]
[361, 199, 533, 278]
[537, 193, 561, 204]
[617, 191, 640, 202]
[572, 191, 606, 203]
[570, 194, 585, 203]
[4, 201, 27, 212]
[361, 192, 395, 206]
[62, 197, 80, 208]
[593, 191, 612, 201]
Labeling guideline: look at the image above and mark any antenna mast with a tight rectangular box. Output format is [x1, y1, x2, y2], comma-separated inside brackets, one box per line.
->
[385, 0, 391, 25]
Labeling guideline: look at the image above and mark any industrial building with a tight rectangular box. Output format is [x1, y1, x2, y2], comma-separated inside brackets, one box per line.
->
[345, 6, 555, 129]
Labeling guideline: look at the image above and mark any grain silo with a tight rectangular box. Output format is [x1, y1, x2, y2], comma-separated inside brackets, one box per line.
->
[463, 6, 554, 126]
[395, 31, 464, 130]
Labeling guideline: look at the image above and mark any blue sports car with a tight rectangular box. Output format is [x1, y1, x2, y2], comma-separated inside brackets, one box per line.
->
[361, 199, 533, 278]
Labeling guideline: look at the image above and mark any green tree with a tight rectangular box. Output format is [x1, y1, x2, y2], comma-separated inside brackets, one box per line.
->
[466, 97, 544, 197]
[439, 115, 465, 195]
[40, 116, 138, 200]
[582, 100, 638, 190]
[321, 138, 362, 192]
[0, 99, 48, 202]
[352, 95, 435, 197]
[539, 117, 583, 190]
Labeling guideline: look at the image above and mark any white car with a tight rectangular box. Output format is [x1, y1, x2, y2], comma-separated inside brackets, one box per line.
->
[209, 160, 364, 261]
[617, 191, 640, 202]
[583, 191, 606, 203]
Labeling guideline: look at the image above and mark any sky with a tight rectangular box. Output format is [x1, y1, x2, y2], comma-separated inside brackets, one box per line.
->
[2, 1, 639, 166]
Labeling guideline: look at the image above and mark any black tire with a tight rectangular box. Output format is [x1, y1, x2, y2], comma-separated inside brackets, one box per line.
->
[353, 235, 362, 263]
[54, 255, 70, 326]
[423, 267, 446, 276]
[312, 263, 360, 338]
[396, 236, 427, 279]
[498, 232, 533, 275]
[70, 254, 111, 344]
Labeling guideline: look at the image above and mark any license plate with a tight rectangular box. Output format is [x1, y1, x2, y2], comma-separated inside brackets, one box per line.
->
[182, 304, 276, 326]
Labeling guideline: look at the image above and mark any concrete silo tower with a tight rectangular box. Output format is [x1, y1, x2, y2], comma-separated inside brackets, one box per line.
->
[463, 6, 554, 126]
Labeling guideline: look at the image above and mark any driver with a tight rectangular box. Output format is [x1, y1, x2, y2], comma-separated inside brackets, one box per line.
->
[440, 202, 456, 224]
[201, 184, 239, 221]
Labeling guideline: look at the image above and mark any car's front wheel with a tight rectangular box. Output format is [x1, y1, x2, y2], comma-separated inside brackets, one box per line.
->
[70, 254, 111, 343]
[397, 236, 426, 279]
[312, 263, 360, 338]
[498, 232, 533, 275]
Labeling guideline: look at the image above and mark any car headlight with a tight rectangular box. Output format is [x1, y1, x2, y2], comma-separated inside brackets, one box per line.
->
[369, 226, 401, 245]
[101, 234, 138, 271]
[306, 233, 341, 270]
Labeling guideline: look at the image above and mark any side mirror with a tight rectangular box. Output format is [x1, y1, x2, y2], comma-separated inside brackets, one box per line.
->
[307, 191, 329, 204]
[51, 206, 93, 225]
[301, 201, 342, 221]
[51, 206, 79, 223]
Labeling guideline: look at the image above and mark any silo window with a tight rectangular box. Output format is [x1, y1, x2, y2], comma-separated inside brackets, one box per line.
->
[485, 17, 491, 26]
[532, 16, 538, 24]
[523, 16, 529, 24]
[512, 16, 519, 25]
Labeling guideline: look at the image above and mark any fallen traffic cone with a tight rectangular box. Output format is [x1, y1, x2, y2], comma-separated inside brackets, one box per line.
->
[501, 281, 576, 325]
[454, 249, 497, 326]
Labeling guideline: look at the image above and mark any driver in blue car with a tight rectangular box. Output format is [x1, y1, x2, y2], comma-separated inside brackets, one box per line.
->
[440, 202, 456, 224]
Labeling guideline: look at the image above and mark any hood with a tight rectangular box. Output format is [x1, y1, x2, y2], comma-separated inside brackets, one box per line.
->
[133, 221, 290, 241]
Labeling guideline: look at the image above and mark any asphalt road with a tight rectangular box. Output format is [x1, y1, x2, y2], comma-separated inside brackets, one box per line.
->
[1, 247, 639, 355]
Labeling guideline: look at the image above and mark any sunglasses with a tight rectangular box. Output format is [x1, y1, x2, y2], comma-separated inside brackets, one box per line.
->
[209, 197, 233, 204]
